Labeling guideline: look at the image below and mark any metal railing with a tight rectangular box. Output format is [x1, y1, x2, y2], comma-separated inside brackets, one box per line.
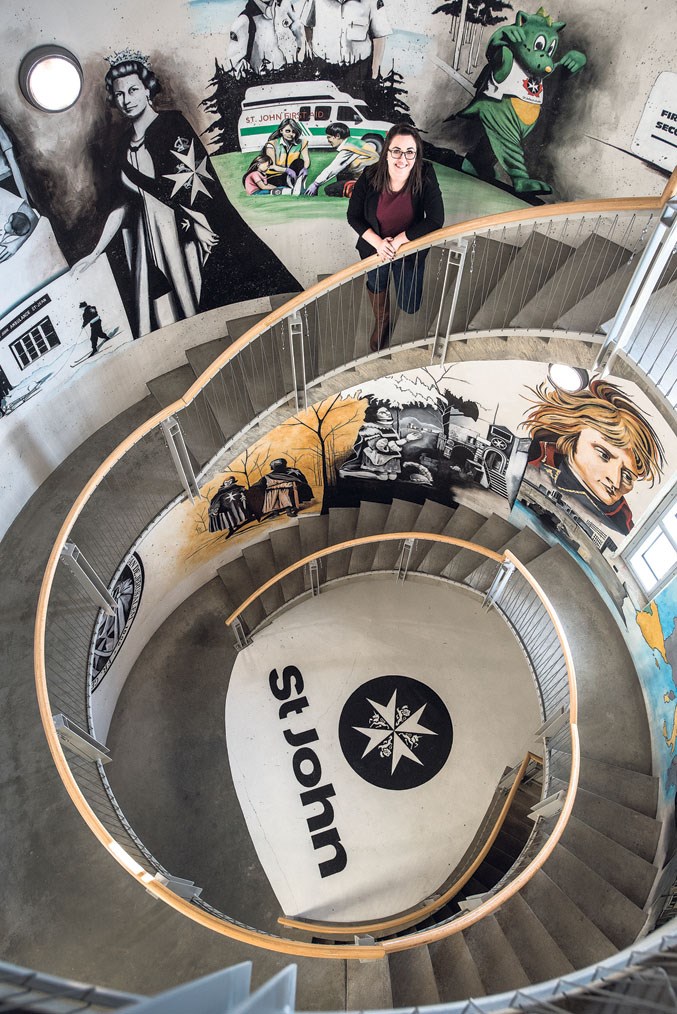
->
[33, 175, 677, 957]
[38, 522, 578, 955]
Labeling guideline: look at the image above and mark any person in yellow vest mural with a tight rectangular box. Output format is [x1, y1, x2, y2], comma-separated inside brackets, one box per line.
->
[305, 122, 380, 197]
[263, 118, 311, 189]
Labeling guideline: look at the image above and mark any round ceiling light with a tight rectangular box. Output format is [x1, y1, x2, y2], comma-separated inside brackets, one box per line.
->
[547, 363, 590, 393]
[19, 46, 83, 112]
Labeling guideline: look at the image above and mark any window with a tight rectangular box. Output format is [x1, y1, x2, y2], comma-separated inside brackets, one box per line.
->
[337, 105, 359, 122]
[314, 105, 331, 122]
[627, 496, 677, 596]
[10, 316, 60, 370]
[298, 106, 311, 122]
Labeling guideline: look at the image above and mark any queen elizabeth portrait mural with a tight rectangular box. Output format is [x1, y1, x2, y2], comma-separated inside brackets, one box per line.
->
[74, 50, 300, 338]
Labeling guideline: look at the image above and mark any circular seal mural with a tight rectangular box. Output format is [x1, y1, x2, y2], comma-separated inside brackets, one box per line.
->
[339, 675, 453, 790]
[90, 552, 144, 691]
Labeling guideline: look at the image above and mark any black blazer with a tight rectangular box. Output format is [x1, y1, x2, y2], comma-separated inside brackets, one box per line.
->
[347, 161, 444, 260]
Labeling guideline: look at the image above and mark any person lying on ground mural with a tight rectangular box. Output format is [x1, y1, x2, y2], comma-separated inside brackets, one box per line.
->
[347, 123, 444, 352]
[459, 9, 586, 195]
[208, 477, 254, 537]
[299, 0, 391, 79]
[342, 405, 420, 479]
[80, 301, 110, 357]
[227, 0, 302, 76]
[73, 52, 299, 338]
[242, 154, 274, 194]
[263, 119, 311, 189]
[249, 457, 313, 518]
[0, 205, 38, 262]
[522, 380, 665, 536]
[304, 122, 379, 197]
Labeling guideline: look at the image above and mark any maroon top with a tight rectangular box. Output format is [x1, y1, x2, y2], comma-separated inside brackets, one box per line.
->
[376, 188, 415, 238]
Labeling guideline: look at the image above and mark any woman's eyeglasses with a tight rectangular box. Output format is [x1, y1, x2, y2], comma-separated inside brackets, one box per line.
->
[388, 148, 417, 161]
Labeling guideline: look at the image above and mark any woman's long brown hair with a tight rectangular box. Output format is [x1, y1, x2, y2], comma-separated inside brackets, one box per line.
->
[368, 123, 425, 197]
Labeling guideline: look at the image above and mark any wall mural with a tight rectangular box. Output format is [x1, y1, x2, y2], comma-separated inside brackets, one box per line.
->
[624, 577, 677, 817]
[72, 52, 300, 338]
[90, 551, 145, 692]
[179, 361, 674, 570]
[518, 379, 666, 554]
[196, 2, 589, 204]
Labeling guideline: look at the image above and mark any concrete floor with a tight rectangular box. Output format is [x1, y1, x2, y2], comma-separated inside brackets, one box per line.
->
[226, 577, 540, 922]
[0, 396, 346, 1010]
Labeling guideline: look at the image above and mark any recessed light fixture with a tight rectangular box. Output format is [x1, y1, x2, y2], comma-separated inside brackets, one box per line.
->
[19, 46, 83, 113]
[547, 363, 590, 393]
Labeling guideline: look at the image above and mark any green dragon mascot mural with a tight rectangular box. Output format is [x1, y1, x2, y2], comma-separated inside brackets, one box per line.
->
[460, 7, 586, 194]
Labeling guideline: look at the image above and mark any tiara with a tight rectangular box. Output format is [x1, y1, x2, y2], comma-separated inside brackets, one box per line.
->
[106, 49, 152, 70]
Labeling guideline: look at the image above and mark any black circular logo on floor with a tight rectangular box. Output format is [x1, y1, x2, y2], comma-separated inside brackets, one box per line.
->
[339, 675, 453, 790]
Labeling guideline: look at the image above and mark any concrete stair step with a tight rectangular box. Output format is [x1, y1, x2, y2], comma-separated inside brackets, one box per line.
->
[346, 956, 393, 1010]
[442, 234, 518, 335]
[428, 932, 485, 1003]
[268, 291, 300, 310]
[550, 776, 660, 862]
[550, 749, 658, 818]
[309, 275, 369, 373]
[442, 513, 517, 581]
[462, 914, 530, 994]
[326, 507, 359, 581]
[407, 500, 456, 569]
[625, 277, 677, 391]
[543, 843, 647, 949]
[147, 364, 224, 468]
[388, 946, 440, 1007]
[191, 353, 256, 447]
[348, 501, 391, 575]
[495, 892, 575, 982]
[559, 813, 657, 909]
[217, 555, 266, 630]
[463, 525, 549, 592]
[185, 336, 233, 380]
[236, 323, 289, 414]
[372, 499, 422, 570]
[417, 504, 485, 575]
[520, 869, 616, 968]
[388, 345, 431, 372]
[298, 514, 329, 589]
[527, 545, 652, 774]
[511, 233, 632, 329]
[460, 523, 551, 592]
[242, 539, 284, 617]
[469, 231, 575, 331]
[555, 248, 677, 334]
[269, 525, 304, 603]
[226, 311, 271, 342]
[389, 247, 449, 346]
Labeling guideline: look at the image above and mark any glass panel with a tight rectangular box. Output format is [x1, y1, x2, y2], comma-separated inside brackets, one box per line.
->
[662, 504, 677, 546]
[643, 531, 676, 581]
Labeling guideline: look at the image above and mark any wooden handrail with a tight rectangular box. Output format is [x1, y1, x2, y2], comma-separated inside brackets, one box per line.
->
[225, 532, 503, 626]
[278, 751, 543, 936]
[35, 180, 636, 957]
[662, 165, 677, 203]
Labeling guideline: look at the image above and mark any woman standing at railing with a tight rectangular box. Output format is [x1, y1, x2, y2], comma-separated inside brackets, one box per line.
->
[347, 124, 444, 352]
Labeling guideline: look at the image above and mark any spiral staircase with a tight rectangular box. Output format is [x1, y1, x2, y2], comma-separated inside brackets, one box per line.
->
[2, 181, 677, 1011]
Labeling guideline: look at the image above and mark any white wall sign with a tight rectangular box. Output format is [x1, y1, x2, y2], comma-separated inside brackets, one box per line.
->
[632, 72, 677, 171]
